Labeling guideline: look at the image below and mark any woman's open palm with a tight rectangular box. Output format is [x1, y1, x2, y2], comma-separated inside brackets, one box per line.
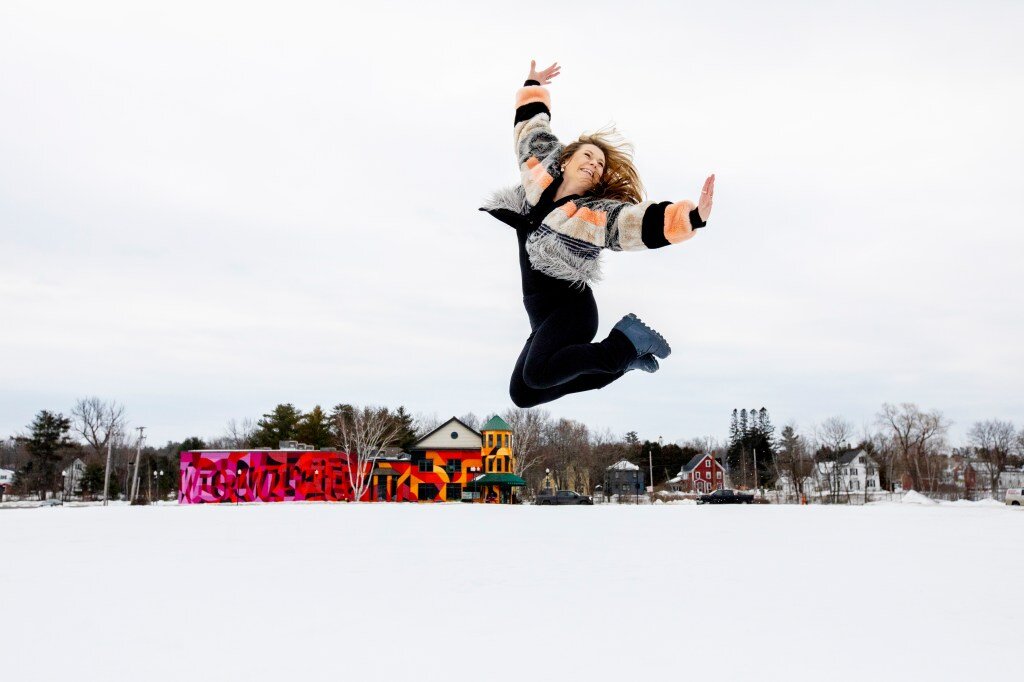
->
[698, 174, 715, 222]
[528, 60, 561, 85]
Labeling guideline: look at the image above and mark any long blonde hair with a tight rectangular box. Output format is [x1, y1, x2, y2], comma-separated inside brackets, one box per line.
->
[558, 127, 645, 204]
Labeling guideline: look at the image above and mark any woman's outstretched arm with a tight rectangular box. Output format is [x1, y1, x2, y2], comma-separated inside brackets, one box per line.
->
[601, 174, 715, 251]
[514, 61, 563, 206]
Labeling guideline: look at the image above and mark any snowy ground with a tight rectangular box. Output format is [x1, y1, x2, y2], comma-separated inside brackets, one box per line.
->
[1, 502, 1020, 681]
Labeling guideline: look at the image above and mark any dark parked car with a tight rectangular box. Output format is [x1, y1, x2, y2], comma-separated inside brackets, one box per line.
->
[697, 489, 754, 505]
[534, 490, 594, 505]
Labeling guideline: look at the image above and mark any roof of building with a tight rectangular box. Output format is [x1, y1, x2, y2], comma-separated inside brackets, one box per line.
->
[480, 415, 512, 432]
[466, 473, 526, 487]
[838, 449, 862, 465]
[608, 459, 639, 471]
[412, 416, 481, 448]
[680, 453, 721, 473]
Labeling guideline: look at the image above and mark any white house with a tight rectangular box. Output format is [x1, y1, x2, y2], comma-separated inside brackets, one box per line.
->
[817, 450, 881, 495]
[62, 458, 86, 497]
[777, 449, 881, 500]
[0, 468, 14, 487]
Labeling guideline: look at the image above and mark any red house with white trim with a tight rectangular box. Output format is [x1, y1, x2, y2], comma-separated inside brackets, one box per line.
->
[669, 454, 725, 493]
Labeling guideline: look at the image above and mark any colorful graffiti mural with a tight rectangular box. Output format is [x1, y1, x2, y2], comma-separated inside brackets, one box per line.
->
[179, 449, 518, 504]
[178, 451, 365, 503]
[179, 416, 527, 504]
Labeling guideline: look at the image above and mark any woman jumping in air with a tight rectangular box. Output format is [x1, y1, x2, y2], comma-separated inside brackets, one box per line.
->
[481, 60, 715, 408]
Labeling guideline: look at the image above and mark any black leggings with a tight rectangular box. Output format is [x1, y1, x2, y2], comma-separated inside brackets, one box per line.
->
[509, 288, 634, 408]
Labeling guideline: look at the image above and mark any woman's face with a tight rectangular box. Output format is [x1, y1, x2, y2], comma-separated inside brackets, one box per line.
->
[564, 143, 605, 192]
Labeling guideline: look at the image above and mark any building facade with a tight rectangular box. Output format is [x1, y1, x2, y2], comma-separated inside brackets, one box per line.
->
[669, 454, 725, 493]
[179, 416, 525, 504]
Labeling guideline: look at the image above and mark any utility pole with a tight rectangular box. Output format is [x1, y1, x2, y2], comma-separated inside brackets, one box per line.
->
[753, 447, 759, 497]
[103, 436, 114, 506]
[130, 426, 145, 504]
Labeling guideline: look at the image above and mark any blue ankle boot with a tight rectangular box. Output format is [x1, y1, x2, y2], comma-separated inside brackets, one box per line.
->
[625, 353, 660, 373]
[613, 313, 672, 360]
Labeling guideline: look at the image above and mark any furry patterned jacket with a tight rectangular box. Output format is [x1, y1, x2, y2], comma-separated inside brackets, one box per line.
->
[480, 80, 706, 288]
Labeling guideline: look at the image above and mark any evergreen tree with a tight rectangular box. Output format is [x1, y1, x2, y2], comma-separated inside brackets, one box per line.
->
[725, 407, 777, 489]
[254, 404, 304, 447]
[296, 405, 333, 448]
[180, 436, 206, 452]
[80, 462, 105, 499]
[391, 406, 418, 451]
[330, 403, 356, 445]
[17, 410, 76, 499]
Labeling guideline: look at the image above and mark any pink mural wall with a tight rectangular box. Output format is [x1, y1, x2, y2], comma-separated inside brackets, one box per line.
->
[179, 451, 365, 504]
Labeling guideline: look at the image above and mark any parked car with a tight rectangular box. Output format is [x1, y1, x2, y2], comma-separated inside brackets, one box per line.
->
[1005, 489, 1023, 506]
[698, 489, 754, 505]
[534, 490, 593, 505]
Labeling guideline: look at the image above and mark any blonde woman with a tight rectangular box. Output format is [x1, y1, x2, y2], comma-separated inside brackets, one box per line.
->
[481, 60, 714, 408]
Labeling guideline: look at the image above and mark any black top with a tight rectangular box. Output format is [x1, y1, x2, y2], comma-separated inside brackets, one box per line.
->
[515, 175, 589, 298]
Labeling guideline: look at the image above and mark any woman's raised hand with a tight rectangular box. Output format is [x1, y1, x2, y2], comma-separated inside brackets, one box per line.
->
[698, 174, 715, 222]
[528, 60, 561, 85]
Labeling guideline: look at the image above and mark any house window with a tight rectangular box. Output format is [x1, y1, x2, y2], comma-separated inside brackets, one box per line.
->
[503, 434, 508, 447]
[445, 459, 461, 475]
[717, 472, 722, 479]
[446, 483, 462, 501]
[418, 459, 433, 472]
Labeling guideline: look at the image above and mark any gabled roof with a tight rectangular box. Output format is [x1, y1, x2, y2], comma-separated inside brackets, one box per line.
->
[680, 453, 721, 473]
[413, 416, 482, 448]
[838, 449, 876, 466]
[480, 415, 512, 432]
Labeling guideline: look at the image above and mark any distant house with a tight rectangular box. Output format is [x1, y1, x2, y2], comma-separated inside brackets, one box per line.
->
[1000, 468, 1024, 489]
[815, 450, 881, 497]
[605, 460, 644, 497]
[0, 468, 14, 496]
[777, 449, 881, 499]
[61, 458, 86, 497]
[668, 454, 725, 493]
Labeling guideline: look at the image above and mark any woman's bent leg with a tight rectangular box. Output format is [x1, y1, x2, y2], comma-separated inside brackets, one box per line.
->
[509, 333, 624, 408]
[520, 295, 634, 390]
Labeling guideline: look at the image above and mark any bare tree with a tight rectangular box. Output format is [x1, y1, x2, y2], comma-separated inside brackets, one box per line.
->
[501, 407, 550, 478]
[412, 412, 442, 440]
[458, 412, 481, 431]
[967, 420, 1016, 495]
[220, 418, 257, 449]
[816, 416, 855, 453]
[775, 423, 813, 503]
[336, 405, 402, 502]
[70, 397, 127, 461]
[877, 403, 950, 491]
[541, 418, 591, 492]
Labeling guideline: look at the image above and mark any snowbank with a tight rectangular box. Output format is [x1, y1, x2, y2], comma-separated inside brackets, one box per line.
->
[901, 490, 939, 505]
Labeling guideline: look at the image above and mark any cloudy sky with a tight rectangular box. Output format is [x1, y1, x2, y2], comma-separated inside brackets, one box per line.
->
[1, 0, 1021, 447]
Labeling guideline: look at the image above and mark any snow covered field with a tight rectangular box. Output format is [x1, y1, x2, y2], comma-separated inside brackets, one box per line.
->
[1, 502, 1020, 681]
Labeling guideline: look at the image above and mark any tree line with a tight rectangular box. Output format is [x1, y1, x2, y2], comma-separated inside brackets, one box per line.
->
[4, 397, 1021, 502]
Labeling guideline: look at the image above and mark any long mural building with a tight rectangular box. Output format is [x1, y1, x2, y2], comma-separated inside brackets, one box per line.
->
[179, 416, 526, 504]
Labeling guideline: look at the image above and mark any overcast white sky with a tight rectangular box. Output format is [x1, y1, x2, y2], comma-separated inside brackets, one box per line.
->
[1, 0, 1021, 447]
